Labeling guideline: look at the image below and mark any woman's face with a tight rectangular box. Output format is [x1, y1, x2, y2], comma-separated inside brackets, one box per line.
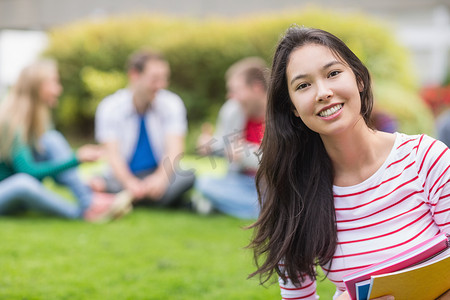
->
[39, 68, 62, 108]
[286, 43, 363, 137]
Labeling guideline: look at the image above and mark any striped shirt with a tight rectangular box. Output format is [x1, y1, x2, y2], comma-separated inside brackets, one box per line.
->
[279, 133, 450, 300]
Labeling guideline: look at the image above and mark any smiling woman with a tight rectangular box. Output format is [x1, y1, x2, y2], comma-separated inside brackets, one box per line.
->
[287, 44, 363, 136]
[247, 27, 450, 300]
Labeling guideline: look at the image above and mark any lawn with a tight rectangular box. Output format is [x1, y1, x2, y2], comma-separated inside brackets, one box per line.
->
[0, 156, 336, 299]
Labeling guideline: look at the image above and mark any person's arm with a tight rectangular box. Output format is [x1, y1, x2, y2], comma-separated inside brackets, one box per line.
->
[103, 140, 146, 199]
[279, 267, 394, 300]
[143, 134, 184, 200]
[279, 272, 319, 300]
[212, 99, 246, 156]
[142, 92, 187, 200]
[11, 141, 79, 180]
[95, 92, 147, 198]
[196, 122, 215, 156]
[196, 99, 246, 157]
[232, 142, 260, 172]
[421, 137, 450, 234]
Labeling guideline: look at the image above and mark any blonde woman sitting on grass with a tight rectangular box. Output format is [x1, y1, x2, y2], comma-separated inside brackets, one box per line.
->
[0, 59, 131, 222]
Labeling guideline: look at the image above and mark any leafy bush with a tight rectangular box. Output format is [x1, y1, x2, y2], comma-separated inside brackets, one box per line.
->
[44, 8, 433, 148]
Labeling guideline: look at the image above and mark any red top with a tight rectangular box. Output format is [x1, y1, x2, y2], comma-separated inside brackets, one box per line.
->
[245, 118, 265, 144]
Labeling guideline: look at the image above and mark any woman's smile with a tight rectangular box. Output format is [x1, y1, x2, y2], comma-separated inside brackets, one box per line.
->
[318, 103, 344, 119]
[287, 43, 363, 136]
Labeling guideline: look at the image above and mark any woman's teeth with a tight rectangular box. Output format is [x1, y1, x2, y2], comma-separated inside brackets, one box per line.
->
[319, 104, 343, 117]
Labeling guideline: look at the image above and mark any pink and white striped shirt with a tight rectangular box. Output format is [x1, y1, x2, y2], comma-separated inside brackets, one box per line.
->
[279, 133, 450, 299]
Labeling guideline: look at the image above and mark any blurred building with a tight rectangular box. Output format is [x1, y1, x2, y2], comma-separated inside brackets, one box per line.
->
[0, 0, 449, 92]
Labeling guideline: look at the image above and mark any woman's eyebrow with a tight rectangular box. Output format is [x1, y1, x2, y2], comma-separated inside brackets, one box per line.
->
[323, 61, 343, 70]
[290, 61, 343, 85]
[290, 73, 307, 85]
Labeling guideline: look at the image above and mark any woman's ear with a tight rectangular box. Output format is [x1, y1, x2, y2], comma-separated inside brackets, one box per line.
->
[357, 79, 364, 93]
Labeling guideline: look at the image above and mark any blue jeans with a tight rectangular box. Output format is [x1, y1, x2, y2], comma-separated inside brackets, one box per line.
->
[0, 130, 91, 218]
[195, 172, 260, 219]
[34, 130, 92, 215]
[0, 173, 80, 218]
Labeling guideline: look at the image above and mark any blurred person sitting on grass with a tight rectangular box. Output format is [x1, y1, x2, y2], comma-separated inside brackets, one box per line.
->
[90, 49, 195, 207]
[193, 57, 268, 219]
[0, 59, 131, 222]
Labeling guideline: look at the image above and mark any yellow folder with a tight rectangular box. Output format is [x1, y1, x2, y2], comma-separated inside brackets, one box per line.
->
[368, 249, 450, 300]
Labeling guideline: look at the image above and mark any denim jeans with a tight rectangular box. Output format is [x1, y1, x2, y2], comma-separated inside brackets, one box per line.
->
[34, 130, 92, 215]
[195, 171, 260, 219]
[0, 130, 91, 218]
[0, 173, 80, 218]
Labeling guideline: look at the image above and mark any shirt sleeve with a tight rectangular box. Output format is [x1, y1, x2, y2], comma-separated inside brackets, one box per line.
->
[11, 139, 79, 181]
[278, 263, 319, 300]
[161, 93, 187, 136]
[236, 143, 260, 172]
[211, 99, 246, 155]
[95, 97, 120, 143]
[419, 136, 450, 234]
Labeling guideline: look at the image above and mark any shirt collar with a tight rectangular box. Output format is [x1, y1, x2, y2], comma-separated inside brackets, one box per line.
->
[123, 88, 162, 118]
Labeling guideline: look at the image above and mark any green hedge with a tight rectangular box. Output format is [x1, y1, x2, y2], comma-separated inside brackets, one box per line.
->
[44, 8, 434, 149]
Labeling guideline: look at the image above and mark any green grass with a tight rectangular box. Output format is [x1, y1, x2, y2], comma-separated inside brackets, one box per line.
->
[0, 156, 336, 299]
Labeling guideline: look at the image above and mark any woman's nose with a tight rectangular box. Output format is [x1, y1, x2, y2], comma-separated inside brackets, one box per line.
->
[315, 81, 333, 102]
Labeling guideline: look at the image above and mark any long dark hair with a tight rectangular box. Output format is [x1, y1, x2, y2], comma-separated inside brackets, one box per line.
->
[248, 27, 373, 286]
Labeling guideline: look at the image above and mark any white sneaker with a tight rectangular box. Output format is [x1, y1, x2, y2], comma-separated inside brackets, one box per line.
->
[191, 192, 213, 215]
[110, 190, 134, 219]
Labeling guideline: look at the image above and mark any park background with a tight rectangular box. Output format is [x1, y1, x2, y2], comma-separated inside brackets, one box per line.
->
[0, 0, 449, 299]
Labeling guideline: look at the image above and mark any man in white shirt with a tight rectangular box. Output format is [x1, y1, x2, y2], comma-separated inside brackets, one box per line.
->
[92, 49, 195, 206]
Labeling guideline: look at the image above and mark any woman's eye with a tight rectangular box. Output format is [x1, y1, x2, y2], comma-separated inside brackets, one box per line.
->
[329, 70, 340, 77]
[296, 83, 309, 90]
